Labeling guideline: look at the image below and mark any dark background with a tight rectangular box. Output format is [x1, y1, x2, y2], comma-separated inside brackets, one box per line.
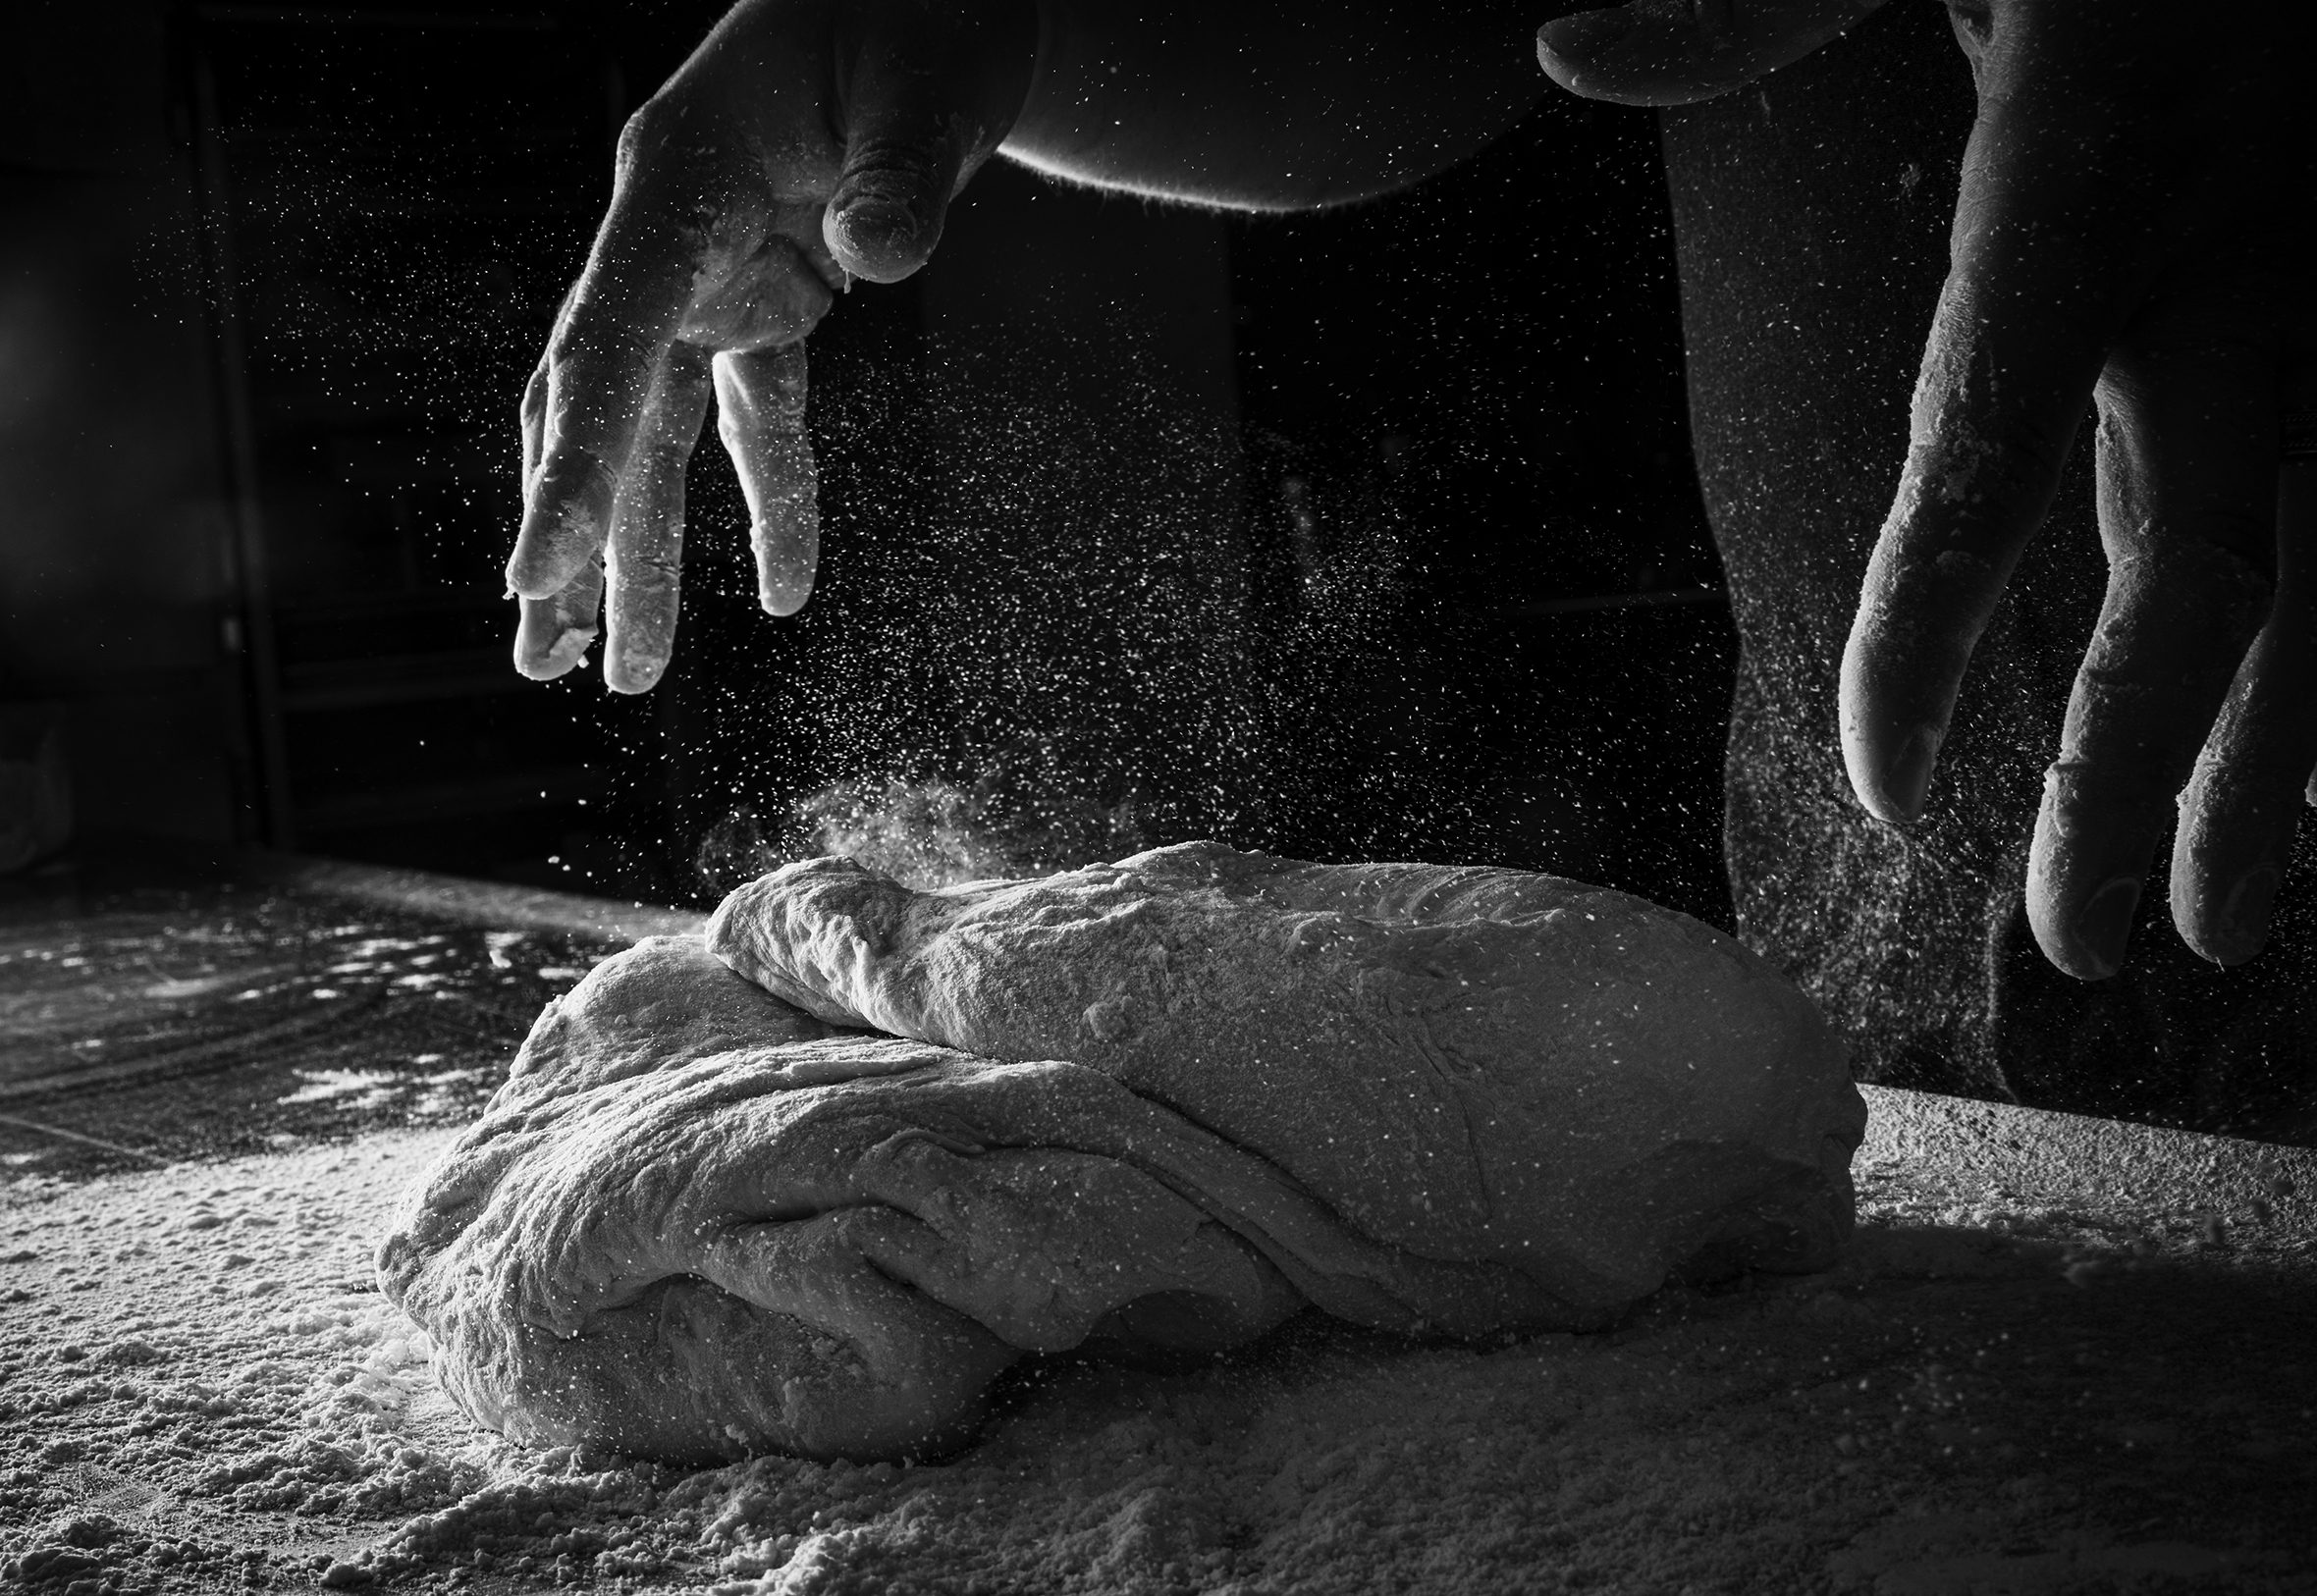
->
[0, 0, 1736, 922]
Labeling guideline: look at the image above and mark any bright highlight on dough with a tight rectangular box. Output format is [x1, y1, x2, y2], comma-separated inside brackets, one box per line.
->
[380, 843, 1866, 1463]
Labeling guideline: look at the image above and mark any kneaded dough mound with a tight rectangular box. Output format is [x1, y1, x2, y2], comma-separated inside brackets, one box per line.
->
[712, 843, 1865, 1309]
[383, 846, 1864, 1464]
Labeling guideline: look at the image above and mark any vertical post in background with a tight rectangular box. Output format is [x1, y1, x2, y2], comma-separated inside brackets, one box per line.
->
[188, 38, 295, 850]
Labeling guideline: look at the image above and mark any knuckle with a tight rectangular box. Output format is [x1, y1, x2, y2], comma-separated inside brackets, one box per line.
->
[616, 97, 681, 170]
[1909, 423, 2063, 515]
[615, 555, 683, 593]
[615, 96, 734, 213]
[837, 135, 953, 198]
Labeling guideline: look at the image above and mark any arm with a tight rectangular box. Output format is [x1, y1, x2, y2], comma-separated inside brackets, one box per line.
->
[1008, 4, 1545, 209]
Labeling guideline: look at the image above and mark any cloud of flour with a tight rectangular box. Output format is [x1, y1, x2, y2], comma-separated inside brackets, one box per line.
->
[697, 766, 1151, 893]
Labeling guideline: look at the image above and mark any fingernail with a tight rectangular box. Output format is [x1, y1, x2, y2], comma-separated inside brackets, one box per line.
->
[513, 622, 594, 681]
[1877, 724, 1943, 822]
[2212, 863, 2284, 964]
[2071, 876, 2141, 980]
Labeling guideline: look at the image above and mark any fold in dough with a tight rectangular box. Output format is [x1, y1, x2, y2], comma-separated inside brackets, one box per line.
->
[382, 844, 1866, 1463]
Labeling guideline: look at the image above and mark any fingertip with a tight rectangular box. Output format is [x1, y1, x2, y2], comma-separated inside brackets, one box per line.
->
[1853, 787, 1913, 827]
[823, 197, 941, 285]
[758, 573, 814, 618]
[1536, 8, 1633, 79]
[2182, 862, 2283, 968]
[1532, 1, 1758, 106]
[513, 603, 598, 681]
[753, 513, 818, 618]
[2187, 930, 2269, 969]
[1877, 725, 1942, 824]
[2033, 874, 2139, 983]
[512, 630, 592, 681]
[1844, 719, 1942, 825]
[2071, 875, 2141, 981]
[747, 492, 819, 618]
[604, 648, 670, 695]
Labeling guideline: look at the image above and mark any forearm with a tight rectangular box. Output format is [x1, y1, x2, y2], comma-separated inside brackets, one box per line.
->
[1004, 2, 1548, 210]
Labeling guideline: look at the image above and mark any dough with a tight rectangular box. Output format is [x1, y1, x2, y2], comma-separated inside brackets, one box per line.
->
[382, 846, 1864, 1464]
[711, 842, 1865, 1308]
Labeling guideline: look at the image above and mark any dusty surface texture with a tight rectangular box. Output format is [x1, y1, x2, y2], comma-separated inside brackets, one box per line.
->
[0, 868, 628, 1171]
[382, 848, 1863, 1464]
[2, 1087, 2314, 1593]
[4, 852, 2312, 1592]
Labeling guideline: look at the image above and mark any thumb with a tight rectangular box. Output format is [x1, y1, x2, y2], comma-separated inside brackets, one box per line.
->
[825, 4, 1038, 284]
[1538, 0, 1888, 108]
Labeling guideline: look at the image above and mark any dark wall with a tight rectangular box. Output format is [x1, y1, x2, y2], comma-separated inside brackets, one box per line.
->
[0, 0, 244, 847]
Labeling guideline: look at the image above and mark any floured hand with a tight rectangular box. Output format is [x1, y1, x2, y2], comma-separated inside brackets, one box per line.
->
[507, 0, 1039, 692]
[1544, 0, 2317, 978]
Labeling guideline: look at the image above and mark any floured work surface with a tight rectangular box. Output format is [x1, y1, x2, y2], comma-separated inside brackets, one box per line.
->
[0, 866, 2312, 1590]
[0, 844, 675, 1175]
[1, 1091, 2312, 1593]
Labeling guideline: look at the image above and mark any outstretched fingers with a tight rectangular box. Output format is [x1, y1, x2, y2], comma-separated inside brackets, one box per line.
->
[1839, 66, 2167, 825]
[2023, 330, 2276, 979]
[603, 344, 715, 694]
[1537, 0, 1889, 107]
[715, 343, 819, 617]
[512, 345, 604, 681]
[507, 141, 705, 604]
[2170, 460, 2317, 964]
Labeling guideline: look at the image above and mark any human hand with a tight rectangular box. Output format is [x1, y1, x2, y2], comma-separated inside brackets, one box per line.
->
[507, 0, 1040, 692]
[1541, 0, 2317, 977]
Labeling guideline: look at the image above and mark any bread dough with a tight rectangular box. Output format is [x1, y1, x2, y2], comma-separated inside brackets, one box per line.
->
[380, 934, 1610, 1463]
[712, 842, 1865, 1308]
[382, 846, 1864, 1463]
